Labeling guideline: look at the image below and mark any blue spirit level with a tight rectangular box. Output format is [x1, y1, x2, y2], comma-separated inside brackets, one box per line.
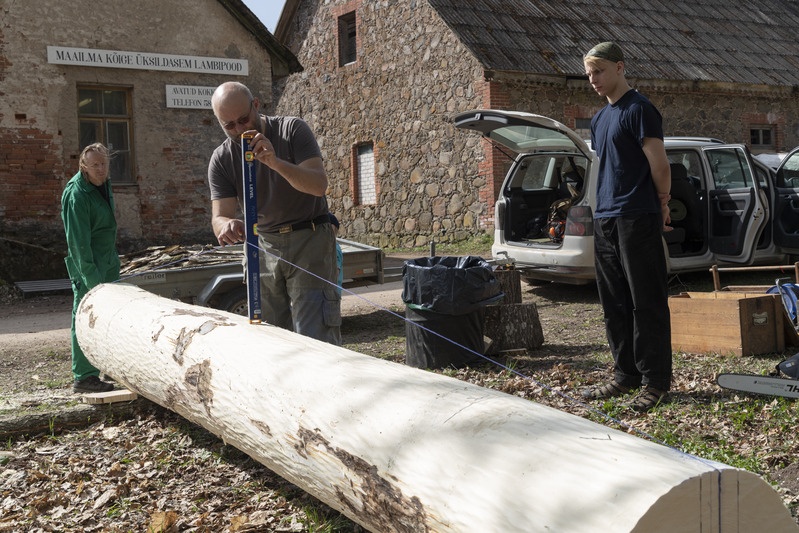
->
[241, 132, 262, 324]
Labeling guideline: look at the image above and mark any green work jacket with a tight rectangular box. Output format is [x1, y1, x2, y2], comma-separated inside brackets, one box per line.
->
[61, 171, 120, 291]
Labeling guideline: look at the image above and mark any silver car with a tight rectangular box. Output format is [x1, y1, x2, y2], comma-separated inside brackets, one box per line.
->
[454, 109, 799, 285]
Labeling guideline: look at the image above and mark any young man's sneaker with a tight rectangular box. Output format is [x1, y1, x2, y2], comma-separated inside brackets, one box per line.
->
[581, 380, 632, 400]
[73, 375, 115, 394]
[626, 385, 668, 412]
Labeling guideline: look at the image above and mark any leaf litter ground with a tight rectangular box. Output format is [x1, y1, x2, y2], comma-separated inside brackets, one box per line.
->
[1, 266, 798, 531]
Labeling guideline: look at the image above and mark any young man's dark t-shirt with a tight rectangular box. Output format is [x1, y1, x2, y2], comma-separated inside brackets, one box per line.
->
[591, 89, 664, 218]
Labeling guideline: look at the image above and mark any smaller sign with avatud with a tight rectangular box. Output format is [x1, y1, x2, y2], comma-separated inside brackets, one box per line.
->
[166, 85, 215, 109]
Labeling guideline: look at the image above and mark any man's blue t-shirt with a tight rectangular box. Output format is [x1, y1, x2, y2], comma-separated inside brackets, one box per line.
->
[590, 89, 664, 218]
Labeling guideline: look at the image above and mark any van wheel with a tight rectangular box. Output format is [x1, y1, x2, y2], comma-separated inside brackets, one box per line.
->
[215, 286, 248, 316]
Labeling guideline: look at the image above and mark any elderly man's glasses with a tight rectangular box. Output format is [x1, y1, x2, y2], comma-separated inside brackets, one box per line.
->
[221, 101, 254, 130]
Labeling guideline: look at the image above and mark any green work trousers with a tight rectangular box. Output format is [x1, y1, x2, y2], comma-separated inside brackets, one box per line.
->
[70, 280, 100, 380]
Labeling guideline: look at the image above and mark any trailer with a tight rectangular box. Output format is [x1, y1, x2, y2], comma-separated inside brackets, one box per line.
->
[119, 238, 391, 315]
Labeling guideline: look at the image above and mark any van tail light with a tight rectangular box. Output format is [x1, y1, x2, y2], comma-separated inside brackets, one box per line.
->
[496, 199, 506, 228]
[565, 205, 594, 236]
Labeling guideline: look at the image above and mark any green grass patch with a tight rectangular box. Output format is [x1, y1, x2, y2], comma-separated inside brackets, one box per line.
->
[385, 233, 493, 257]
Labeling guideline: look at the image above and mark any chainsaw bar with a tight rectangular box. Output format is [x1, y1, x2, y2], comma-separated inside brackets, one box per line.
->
[717, 373, 799, 399]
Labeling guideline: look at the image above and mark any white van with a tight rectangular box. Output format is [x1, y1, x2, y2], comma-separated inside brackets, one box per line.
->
[454, 109, 799, 284]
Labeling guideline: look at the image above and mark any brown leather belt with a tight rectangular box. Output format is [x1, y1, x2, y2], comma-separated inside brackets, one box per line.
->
[268, 214, 330, 234]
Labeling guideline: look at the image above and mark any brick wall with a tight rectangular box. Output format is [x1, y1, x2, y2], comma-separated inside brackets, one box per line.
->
[0, 125, 63, 234]
[0, 0, 278, 272]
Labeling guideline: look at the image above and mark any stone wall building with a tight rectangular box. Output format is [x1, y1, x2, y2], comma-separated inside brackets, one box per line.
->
[274, 0, 799, 248]
[0, 0, 299, 280]
[3, 0, 798, 279]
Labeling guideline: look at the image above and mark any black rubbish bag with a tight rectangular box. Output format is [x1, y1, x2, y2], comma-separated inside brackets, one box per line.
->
[402, 256, 504, 369]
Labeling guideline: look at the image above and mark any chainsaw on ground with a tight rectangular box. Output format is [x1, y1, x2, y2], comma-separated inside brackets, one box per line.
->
[717, 279, 799, 399]
[717, 352, 799, 399]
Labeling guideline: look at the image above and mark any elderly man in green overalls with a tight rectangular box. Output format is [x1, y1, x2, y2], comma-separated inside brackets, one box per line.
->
[61, 143, 119, 393]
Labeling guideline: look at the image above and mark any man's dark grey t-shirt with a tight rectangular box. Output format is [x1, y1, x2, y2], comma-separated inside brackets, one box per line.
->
[208, 115, 328, 232]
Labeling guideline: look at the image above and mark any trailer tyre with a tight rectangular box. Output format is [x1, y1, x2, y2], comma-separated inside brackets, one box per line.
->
[216, 286, 248, 316]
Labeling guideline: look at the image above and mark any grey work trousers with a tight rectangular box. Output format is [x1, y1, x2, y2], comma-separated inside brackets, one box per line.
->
[256, 222, 342, 346]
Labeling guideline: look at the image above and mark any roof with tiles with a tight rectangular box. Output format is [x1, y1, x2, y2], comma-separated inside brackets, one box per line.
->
[427, 0, 799, 86]
[218, 0, 302, 75]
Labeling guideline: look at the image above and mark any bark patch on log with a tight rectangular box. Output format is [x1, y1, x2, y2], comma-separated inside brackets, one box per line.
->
[250, 419, 272, 437]
[171, 318, 232, 365]
[185, 360, 213, 409]
[296, 426, 428, 533]
[173, 308, 230, 322]
[86, 304, 97, 328]
[166, 359, 214, 416]
[173, 328, 193, 365]
[197, 320, 223, 335]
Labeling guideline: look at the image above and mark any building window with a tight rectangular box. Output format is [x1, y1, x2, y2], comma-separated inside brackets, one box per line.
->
[574, 118, 592, 141]
[78, 86, 134, 183]
[750, 126, 774, 151]
[354, 142, 376, 205]
[338, 11, 357, 66]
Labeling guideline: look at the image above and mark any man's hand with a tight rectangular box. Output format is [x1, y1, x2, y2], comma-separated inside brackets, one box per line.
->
[216, 218, 245, 246]
[659, 193, 673, 232]
[245, 130, 278, 169]
[240, 129, 328, 197]
[642, 137, 672, 232]
[212, 198, 246, 246]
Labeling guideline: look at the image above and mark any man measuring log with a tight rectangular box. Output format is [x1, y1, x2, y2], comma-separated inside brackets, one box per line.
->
[207, 82, 341, 345]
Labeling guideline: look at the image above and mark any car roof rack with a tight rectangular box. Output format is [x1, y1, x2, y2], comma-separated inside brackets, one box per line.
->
[665, 136, 725, 144]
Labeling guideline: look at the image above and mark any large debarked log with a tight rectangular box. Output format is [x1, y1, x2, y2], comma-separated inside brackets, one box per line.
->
[77, 284, 798, 533]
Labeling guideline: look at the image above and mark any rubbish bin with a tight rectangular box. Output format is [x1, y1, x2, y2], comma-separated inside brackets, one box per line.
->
[402, 256, 504, 369]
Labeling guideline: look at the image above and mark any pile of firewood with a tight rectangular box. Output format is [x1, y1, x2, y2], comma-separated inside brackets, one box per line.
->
[119, 244, 243, 274]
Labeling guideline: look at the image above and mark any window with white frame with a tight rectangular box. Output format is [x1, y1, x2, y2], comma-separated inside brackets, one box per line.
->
[355, 142, 376, 205]
[574, 118, 592, 141]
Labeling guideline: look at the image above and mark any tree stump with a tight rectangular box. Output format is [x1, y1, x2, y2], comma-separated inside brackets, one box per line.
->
[484, 268, 542, 353]
[484, 302, 544, 353]
[492, 268, 522, 304]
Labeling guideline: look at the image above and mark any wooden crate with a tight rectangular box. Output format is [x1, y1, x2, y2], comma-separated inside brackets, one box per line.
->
[669, 292, 784, 356]
[716, 288, 799, 348]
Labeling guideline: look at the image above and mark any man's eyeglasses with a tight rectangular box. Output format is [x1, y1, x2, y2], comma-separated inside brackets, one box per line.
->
[221, 101, 254, 130]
